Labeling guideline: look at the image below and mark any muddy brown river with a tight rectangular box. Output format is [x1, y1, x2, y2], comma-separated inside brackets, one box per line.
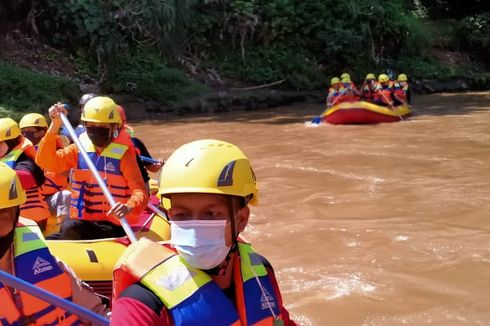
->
[134, 92, 490, 325]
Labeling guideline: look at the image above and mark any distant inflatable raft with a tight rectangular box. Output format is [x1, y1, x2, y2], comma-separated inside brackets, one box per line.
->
[322, 101, 411, 124]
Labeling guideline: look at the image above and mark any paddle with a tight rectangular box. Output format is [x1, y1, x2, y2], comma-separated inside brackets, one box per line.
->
[0, 270, 109, 325]
[139, 155, 162, 165]
[376, 87, 404, 121]
[59, 112, 137, 243]
[311, 87, 348, 124]
[147, 202, 169, 221]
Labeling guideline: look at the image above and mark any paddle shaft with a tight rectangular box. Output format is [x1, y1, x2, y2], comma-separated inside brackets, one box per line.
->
[328, 86, 349, 108]
[60, 112, 137, 243]
[376, 86, 404, 121]
[0, 270, 109, 325]
[139, 155, 161, 165]
[147, 202, 169, 221]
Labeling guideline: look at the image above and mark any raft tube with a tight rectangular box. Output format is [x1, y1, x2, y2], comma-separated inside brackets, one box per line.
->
[322, 101, 411, 124]
[45, 202, 170, 298]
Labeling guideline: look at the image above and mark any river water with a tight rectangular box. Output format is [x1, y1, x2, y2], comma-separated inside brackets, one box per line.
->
[134, 92, 490, 325]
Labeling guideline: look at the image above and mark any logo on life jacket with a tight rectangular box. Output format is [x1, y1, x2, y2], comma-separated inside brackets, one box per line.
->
[33, 257, 53, 275]
[260, 287, 276, 310]
[105, 162, 116, 172]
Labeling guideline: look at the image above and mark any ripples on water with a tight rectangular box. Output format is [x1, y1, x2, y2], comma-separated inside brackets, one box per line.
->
[137, 92, 490, 325]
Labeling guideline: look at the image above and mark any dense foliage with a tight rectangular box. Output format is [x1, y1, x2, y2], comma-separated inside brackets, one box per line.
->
[1, 0, 489, 104]
[0, 63, 79, 120]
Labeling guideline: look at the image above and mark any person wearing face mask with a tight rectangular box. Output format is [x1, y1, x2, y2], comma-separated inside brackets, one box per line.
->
[111, 139, 297, 326]
[0, 162, 109, 323]
[0, 118, 50, 230]
[35, 96, 148, 240]
[19, 113, 71, 225]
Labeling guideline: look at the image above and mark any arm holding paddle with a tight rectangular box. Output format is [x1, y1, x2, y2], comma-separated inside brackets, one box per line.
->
[0, 270, 110, 326]
[41, 103, 142, 242]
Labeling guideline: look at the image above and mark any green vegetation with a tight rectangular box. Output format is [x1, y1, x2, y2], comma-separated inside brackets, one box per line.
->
[111, 51, 207, 104]
[0, 0, 489, 116]
[0, 63, 79, 120]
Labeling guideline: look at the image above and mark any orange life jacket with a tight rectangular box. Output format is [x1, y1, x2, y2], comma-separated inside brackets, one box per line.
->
[0, 138, 50, 223]
[69, 132, 140, 225]
[362, 81, 378, 101]
[393, 82, 408, 101]
[40, 136, 69, 197]
[113, 238, 286, 326]
[373, 82, 394, 105]
[0, 218, 81, 325]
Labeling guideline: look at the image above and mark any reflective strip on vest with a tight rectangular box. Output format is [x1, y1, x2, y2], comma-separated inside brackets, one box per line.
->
[237, 243, 281, 325]
[0, 218, 81, 325]
[141, 255, 213, 309]
[0, 148, 23, 168]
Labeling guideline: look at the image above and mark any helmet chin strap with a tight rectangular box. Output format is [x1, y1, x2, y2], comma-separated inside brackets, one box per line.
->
[204, 197, 239, 276]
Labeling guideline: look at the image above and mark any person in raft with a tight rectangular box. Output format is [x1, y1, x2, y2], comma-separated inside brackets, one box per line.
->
[36, 97, 148, 240]
[0, 162, 109, 324]
[19, 113, 71, 225]
[0, 118, 50, 230]
[110, 139, 297, 325]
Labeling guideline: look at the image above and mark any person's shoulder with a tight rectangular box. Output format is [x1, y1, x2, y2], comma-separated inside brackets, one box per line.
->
[15, 153, 36, 168]
[256, 253, 274, 272]
[119, 283, 164, 315]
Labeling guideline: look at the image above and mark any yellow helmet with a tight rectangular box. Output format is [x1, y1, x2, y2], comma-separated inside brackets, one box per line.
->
[0, 118, 21, 142]
[378, 74, 390, 83]
[365, 73, 376, 80]
[330, 77, 341, 86]
[158, 139, 258, 206]
[19, 113, 48, 129]
[81, 96, 121, 125]
[341, 76, 351, 83]
[397, 73, 408, 82]
[0, 162, 26, 209]
[340, 73, 350, 80]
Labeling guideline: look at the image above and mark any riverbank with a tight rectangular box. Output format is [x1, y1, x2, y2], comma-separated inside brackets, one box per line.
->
[1, 29, 490, 122]
[114, 76, 490, 122]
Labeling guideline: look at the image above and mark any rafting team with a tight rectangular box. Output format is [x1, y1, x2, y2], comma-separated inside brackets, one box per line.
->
[326, 72, 411, 108]
[0, 96, 296, 324]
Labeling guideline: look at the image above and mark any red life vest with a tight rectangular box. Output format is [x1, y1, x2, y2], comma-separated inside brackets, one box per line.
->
[0, 138, 50, 223]
[69, 132, 140, 225]
[373, 82, 394, 105]
[393, 82, 408, 101]
[113, 238, 286, 325]
[362, 81, 378, 101]
[0, 218, 81, 325]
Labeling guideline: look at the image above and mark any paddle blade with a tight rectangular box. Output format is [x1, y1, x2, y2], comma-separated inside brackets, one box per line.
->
[311, 116, 322, 124]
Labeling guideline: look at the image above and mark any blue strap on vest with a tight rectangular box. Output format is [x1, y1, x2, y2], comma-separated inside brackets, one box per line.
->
[170, 282, 239, 326]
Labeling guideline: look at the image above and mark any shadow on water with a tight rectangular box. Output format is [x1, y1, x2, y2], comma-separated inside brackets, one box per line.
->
[135, 91, 490, 126]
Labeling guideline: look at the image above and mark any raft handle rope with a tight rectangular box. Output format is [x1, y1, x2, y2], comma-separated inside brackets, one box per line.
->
[60, 110, 137, 243]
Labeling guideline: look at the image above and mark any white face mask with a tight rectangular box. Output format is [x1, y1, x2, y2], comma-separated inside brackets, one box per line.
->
[170, 220, 231, 270]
